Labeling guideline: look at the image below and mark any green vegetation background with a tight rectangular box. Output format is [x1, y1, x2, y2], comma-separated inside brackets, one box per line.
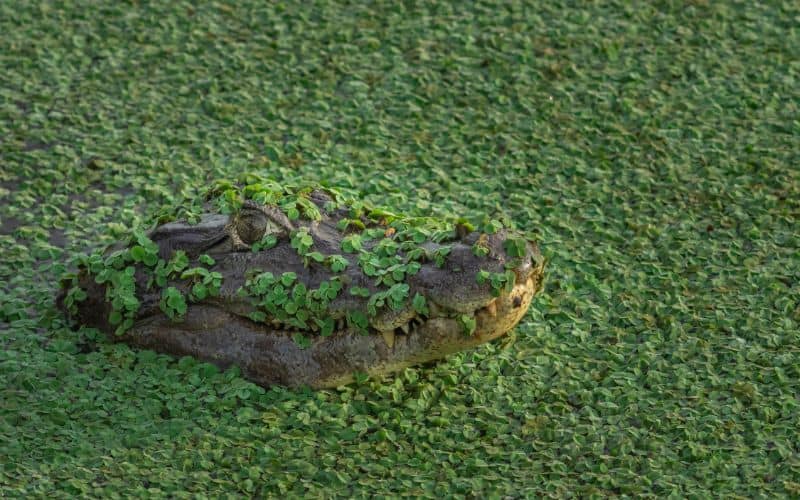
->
[1, 0, 798, 496]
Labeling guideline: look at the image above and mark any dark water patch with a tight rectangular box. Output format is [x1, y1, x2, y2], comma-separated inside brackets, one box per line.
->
[0, 215, 24, 236]
[48, 228, 67, 248]
[1, 179, 19, 192]
[15, 100, 30, 114]
[23, 140, 55, 152]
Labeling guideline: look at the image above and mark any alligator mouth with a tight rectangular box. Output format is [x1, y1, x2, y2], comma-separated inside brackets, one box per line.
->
[312, 275, 541, 388]
[203, 272, 540, 350]
[216, 252, 546, 351]
[259, 273, 537, 343]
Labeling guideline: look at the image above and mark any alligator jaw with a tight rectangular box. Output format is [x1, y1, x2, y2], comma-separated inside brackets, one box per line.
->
[317, 274, 540, 388]
[114, 272, 541, 389]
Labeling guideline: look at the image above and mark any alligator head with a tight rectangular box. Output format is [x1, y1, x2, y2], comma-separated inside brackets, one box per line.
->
[58, 178, 545, 388]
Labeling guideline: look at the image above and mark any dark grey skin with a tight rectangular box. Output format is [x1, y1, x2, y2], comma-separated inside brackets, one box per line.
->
[61, 191, 545, 388]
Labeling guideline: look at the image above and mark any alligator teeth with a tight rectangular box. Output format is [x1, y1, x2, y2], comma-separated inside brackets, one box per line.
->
[400, 323, 409, 334]
[485, 300, 497, 317]
[381, 330, 395, 349]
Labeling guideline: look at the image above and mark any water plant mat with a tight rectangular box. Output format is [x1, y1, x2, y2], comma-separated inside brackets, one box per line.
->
[1, 1, 798, 497]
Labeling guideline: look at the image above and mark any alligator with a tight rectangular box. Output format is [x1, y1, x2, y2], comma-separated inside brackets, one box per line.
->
[58, 177, 545, 388]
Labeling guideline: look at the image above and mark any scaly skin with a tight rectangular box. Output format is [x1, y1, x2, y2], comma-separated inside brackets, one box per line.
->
[59, 181, 545, 388]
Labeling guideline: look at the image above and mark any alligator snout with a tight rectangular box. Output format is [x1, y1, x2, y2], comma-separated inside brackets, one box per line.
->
[409, 229, 543, 314]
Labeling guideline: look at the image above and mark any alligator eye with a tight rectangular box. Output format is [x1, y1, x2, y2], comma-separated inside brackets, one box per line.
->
[235, 209, 268, 245]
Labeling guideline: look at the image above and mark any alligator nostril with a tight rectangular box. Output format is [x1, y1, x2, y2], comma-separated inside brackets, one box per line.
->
[512, 296, 522, 308]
